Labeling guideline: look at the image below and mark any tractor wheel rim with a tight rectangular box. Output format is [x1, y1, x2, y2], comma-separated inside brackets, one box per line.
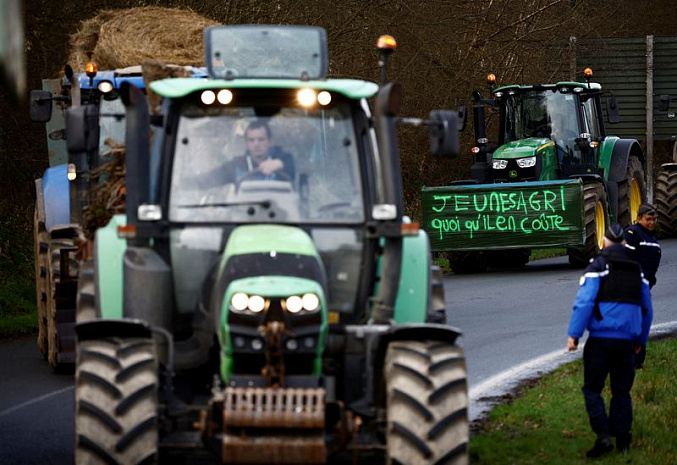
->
[630, 178, 641, 223]
[596, 201, 605, 251]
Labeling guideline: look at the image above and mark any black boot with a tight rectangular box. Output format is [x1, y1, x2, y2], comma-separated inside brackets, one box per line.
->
[616, 433, 632, 454]
[586, 435, 614, 458]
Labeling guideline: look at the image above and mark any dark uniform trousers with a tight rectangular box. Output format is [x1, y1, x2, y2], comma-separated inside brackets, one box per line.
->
[582, 337, 635, 441]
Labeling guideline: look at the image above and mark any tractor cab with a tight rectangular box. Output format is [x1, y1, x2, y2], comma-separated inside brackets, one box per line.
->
[472, 69, 620, 184]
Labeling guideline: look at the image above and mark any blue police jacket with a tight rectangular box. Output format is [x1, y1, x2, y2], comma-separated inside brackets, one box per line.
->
[624, 223, 661, 288]
[568, 245, 653, 345]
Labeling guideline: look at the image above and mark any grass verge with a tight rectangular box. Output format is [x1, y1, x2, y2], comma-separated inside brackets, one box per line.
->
[470, 337, 677, 464]
[0, 277, 37, 339]
[529, 248, 567, 261]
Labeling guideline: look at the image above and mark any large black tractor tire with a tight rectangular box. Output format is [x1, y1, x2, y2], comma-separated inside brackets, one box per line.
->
[46, 237, 79, 371]
[617, 155, 646, 227]
[34, 206, 49, 359]
[384, 340, 469, 465]
[485, 249, 531, 269]
[76, 260, 97, 323]
[447, 251, 487, 274]
[75, 337, 159, 465]
[655, 164, 677, 238]
[568, 183, 609, 268]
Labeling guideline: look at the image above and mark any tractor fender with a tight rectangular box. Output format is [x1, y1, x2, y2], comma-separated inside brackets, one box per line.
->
[337, 324, 462, 411]
[41, 164, 71, 232]
[608, 138, 644, 183]
[395, 229, 433, 323]
[372, 324, 462, 407]
[567, 174, 615, 219]
[75, 318, 153, 342]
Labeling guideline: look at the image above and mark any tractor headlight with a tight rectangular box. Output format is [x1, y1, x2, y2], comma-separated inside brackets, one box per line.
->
[516, 156, 536, 168]
[248, 295, 265, 313]
[492, 159, 508, 169]
[231, 292, 249, 311]
[284, 293, 320, 313]
[285, 295, 303, 314]
[301, 293, 320, 312]
[230, 293, 266, 313]
[97, 80, 114, 93]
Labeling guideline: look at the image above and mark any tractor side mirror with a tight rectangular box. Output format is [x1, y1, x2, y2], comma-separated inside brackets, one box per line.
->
[658, 94, 670, 112]
[429, 110, 460, 158]
[66, 104, 100, 154]
[606, 96, 620, 124]
[29, 90, 53, 122]
[457, 105, 468, 132]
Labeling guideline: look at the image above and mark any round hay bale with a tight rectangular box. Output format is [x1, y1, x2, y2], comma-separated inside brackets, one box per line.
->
[68, 7, 219, 72]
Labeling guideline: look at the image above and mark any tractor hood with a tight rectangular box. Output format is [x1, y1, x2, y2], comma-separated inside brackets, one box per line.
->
[213, 224, 329, 383]
[217, 224, 327, 284]
[213, 224, 328, 314]
[493, 137, 553, 159]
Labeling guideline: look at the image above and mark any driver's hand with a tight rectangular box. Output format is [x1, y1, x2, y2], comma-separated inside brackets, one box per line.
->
[258, 159, 283, 176]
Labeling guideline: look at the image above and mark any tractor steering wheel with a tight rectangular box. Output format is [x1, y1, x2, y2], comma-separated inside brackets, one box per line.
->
[235, 169, 294, 192]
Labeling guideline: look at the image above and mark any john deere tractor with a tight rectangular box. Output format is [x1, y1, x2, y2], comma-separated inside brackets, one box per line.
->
[655, 94, 677, 237]
[422, 69, 646, 272]
[71, 25, 468, 464]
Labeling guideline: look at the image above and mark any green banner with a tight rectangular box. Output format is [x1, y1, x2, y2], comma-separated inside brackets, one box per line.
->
[422, 179, 585, 251]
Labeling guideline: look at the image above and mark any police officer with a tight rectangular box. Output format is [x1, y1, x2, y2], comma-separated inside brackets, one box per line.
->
[624, 204, 660, 369]
[567, 224, 653, 458]
[624, 203, 661, 289]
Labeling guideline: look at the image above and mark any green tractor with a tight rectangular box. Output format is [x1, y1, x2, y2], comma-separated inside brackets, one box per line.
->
[655, 94, 677, 237]
[422, 69, 646, 272]
[71, 25, 468, 464]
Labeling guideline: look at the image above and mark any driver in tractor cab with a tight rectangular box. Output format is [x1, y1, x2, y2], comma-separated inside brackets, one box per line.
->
[221, 119, 296, 184]
[549, 101, 579, 166]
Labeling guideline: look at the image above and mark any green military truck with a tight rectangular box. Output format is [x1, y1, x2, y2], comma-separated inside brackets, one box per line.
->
[423, 70, 646, 272]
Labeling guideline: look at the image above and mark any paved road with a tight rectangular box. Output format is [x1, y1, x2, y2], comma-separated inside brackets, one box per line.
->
[0, 337, 74, 464]
[1, 239, 674, 462]
[447, 238, 677, 420]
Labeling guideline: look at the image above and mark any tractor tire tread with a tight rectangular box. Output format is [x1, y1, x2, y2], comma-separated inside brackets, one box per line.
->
[75, 338, 158, 465]
[385, 340, 469, 465]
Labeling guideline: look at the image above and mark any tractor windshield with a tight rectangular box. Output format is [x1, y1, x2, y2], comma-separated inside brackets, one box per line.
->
[98, 96, 126, 159]
[169, 100, 365, 224]
[503, 91, 579, 144]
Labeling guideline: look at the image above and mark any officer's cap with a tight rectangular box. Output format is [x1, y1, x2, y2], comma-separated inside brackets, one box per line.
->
[605, 223, 624, 243]
[637, 204, 656, 217]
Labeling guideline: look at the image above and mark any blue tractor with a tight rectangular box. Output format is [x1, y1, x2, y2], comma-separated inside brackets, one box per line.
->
[29, 64, 204, 369]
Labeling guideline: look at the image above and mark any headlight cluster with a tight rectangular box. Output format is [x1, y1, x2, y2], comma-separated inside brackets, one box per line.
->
[492, 159, 508, 169]
[230, 292, 320, 313]
[516, 156, 536, 168]
[283, 293, 320, 313]
[231, 293, 266, 313]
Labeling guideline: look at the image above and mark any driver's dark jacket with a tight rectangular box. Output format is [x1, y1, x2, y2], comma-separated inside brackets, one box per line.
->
[567, 245, 653, 345]
[220, 146, 295, 184]
[624, 223, 661, 289]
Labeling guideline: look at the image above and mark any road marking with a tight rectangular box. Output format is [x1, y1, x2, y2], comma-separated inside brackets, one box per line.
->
[0, 386, 74, 419]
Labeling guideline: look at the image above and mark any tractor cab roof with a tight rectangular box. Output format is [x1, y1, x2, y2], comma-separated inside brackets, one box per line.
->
[493, 81, 602, 96]
[149, 77, 379, 100]
[77, 65, 208, 91]
[151, 25, 378, 101]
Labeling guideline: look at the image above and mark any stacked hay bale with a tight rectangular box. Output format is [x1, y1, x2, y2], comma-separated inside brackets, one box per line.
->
[67, 6, 218, 72]
[73, 7, 217, 238]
